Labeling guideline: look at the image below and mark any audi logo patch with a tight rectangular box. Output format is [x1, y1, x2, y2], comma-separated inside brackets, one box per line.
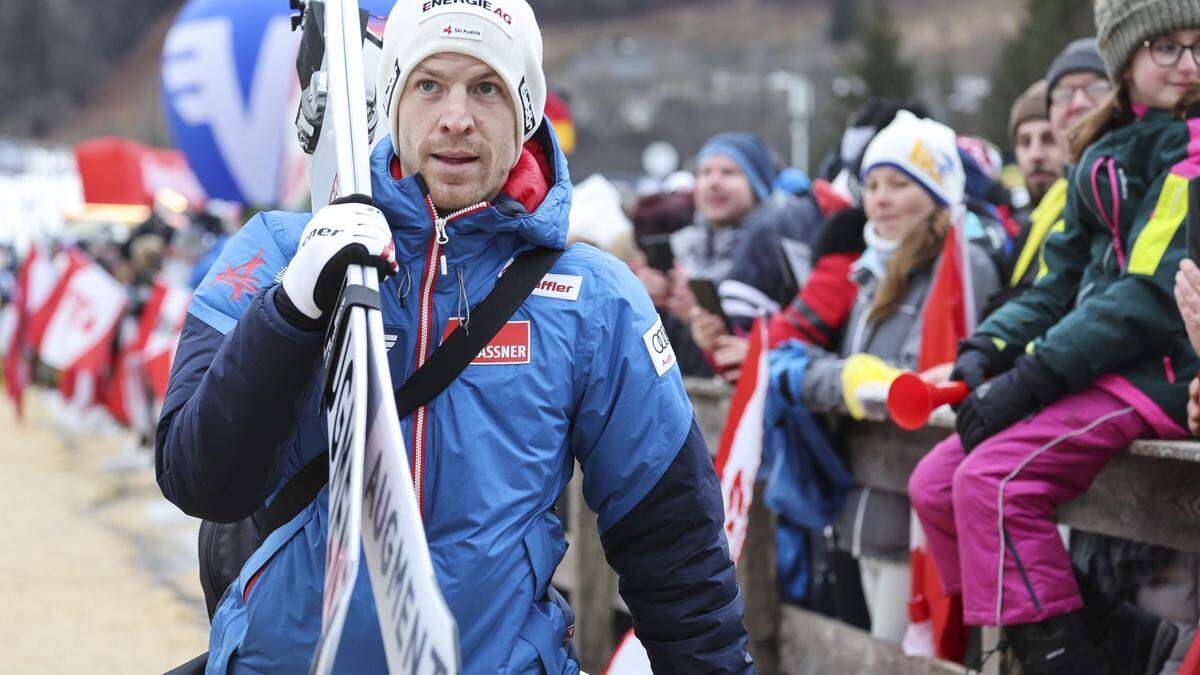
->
[642, 316, 677, 377]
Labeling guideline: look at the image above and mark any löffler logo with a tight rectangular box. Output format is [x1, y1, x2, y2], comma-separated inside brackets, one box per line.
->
[531, 273, 582, 301]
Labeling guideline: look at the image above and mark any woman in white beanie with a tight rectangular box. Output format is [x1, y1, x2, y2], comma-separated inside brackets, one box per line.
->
[910, 1, 1200, 672]
[792, 110, 999, 646]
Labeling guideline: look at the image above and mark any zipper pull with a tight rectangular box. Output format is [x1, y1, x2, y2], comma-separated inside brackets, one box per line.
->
[434, 217, 449, 245]
[397, 268, 413, 309]
[440, 254, 448, 277]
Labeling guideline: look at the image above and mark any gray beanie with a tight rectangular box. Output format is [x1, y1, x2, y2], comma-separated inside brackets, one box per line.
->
[1044, 38, 1108, 107]
[1095, 0, 1200, 79]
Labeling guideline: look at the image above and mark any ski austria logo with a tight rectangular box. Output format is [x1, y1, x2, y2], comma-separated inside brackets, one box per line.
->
[642, 317, 677, 377]
[519, 77, 536, 136]
[440, 25, 484, 41]
[419, 0, 516, 38]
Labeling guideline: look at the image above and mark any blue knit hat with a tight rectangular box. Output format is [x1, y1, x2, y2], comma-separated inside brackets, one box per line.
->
[698, 132, 777, 202]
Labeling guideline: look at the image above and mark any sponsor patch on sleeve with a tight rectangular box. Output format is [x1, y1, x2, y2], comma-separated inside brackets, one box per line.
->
[531, 273, 582, 301]
[642, 316, 677, 377]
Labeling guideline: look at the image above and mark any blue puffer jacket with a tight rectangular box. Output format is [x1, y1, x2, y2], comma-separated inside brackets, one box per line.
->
[156, 125, 752, 674]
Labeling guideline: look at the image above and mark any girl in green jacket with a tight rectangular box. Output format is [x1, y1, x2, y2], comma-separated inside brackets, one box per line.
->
[910, 2, 1200, 672]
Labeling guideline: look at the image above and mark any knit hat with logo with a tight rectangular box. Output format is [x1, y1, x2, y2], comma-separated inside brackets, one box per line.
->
[1094, 0, 1200, 79]
[859, 110, 965, 207]
[377, 0, 546, 165]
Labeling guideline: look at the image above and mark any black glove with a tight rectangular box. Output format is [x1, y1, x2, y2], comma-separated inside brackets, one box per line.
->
[956, 356, 1067, 453]
[950, 335, 1013, 391]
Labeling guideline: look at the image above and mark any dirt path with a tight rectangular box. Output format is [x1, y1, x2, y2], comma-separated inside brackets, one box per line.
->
[0, 394, 209, 674]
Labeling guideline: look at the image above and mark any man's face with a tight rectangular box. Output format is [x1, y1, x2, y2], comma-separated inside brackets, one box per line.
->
[395, 53, 517, 212]
[1048, 71, 1111, 151]
[696, 155, 756, 226]
[1014, 118, 1062, 205]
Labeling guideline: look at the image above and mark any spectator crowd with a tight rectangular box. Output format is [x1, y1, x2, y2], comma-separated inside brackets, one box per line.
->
[10, 0, 1200, 672]
[616, 1, 1200, 672]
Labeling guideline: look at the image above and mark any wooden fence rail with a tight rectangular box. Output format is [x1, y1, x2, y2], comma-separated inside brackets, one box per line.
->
[554, 378, 1200, 673]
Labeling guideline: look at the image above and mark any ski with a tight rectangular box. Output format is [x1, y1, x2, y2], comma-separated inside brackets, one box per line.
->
[295, 1, 460, 673]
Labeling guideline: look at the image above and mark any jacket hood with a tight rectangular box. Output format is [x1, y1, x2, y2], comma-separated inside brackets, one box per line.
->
[368, 120, 572, 262]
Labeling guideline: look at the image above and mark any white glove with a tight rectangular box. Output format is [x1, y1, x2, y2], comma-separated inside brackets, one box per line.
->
[280, 200, 398, 322]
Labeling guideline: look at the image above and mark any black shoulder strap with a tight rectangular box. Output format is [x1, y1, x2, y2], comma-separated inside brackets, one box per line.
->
[393, 246, 562, 416]
[255, 246, 565, 538]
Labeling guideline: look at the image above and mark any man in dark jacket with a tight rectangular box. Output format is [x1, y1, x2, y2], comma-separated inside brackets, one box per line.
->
[669, 132, 824, 325]
[155, 1, 752, 671]
[984, 40, 1111, 317]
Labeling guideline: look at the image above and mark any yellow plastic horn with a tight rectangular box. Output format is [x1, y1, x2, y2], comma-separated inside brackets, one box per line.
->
[841, 353, 903, 420]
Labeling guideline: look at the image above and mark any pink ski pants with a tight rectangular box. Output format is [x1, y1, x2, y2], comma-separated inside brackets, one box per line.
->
[908, 383, 1184, 626]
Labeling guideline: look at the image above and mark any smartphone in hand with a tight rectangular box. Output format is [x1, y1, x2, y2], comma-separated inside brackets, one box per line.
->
[688, 278, 732, 330]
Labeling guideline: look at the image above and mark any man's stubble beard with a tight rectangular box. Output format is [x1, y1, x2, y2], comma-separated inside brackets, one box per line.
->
[399, 136, 511, 213]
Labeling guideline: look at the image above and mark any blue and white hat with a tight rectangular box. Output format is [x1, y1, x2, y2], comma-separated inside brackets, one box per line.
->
[859, 111, 964, 207]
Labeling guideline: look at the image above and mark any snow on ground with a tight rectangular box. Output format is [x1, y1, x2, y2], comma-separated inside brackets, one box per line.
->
[0, 391, 208, 673]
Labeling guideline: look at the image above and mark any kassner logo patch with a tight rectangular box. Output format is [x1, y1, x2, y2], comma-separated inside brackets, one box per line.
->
[531, 273, 582, 301]
[642, 317, 677, 377]
[419, 0, 515, 38]
[443, 318, 531, 365]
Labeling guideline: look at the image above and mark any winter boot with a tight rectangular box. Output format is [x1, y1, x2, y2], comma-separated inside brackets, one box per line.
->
[1004, 610, 1111, 674]
[1074, 568, 1179, 675]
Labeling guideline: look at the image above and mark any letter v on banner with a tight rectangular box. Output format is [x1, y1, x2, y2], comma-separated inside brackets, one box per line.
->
[604, 319, 769, 675]
[300, 1, 459, 673]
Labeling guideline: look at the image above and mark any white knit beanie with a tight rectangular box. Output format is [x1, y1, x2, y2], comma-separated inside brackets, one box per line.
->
[859, 110, 965, 207]
[377, 0, 546, 164]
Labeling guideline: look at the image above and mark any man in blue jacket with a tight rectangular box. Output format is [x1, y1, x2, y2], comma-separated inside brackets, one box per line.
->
[155, 1, 752, 673]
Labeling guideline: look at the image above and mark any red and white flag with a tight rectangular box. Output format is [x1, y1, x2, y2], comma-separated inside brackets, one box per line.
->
[713, 317, 770, 563]
[23, 248, 90, 357]
[38, 258, 127, 407]
[3, 245, 72, 416]
[105, 278, 189, 430]
[605, 319, 769, 674]
[104, 317, 146, 430]
[917, 213, 976, 372]
[136, 279, 190, 402]
[4, 246, 38, 416]
[904, 211, 973, 661]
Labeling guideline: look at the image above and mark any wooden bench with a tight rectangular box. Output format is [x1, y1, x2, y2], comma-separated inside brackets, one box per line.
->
[554, 378, 1200, 673]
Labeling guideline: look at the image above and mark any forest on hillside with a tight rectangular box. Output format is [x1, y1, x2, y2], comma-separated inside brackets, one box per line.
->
[0, 0, 1093, 168]
[0, 0, 183, 135]
[0, 0, 818, 137]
